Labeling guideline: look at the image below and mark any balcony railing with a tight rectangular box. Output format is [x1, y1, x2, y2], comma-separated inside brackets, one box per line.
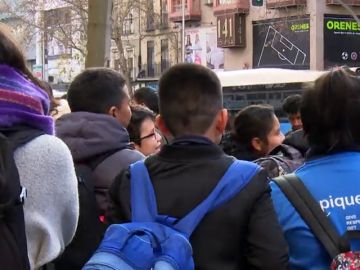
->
[326, 0, 360, 5]
[137, 62, 171, 79]
[173, 3, 188, 12]
[213, 0, 249, 15]
[266, 0, 306, 8]
[168, 0, 201, 22]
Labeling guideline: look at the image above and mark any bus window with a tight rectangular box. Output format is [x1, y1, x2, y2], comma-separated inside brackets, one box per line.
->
[217, 68, 324, 113]
[269, 92, 282, 100]
[235, 95, 244, 101]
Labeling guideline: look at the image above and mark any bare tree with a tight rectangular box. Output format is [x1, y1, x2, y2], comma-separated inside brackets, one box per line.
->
[1, 0, 179, 89]
[0, 0, 88, 58]
[111, 0, 135, 91]
[111, 0, 180, 93]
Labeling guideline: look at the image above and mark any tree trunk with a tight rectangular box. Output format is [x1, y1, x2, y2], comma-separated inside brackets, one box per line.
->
[85, 0, 112, 68]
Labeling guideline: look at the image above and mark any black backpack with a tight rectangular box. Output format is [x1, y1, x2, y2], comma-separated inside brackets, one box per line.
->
[0, 128, 44, 270]
[54, 148, 137, 269]
[53, 163, 106, 270]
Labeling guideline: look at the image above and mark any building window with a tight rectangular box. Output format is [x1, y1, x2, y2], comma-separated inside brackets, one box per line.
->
[147, 41, 155, 77]
[114, 59, 120, 71]
[44, 7, 72, 57]
[146, 0, 155, 31]
[161, 39, 169, 73]
[160, 0, 169, 28]
[172, 0, 188, 13]
[123, 13, 134, 35]
[217, 0, 236, 4]
[127, 57, 134, 80]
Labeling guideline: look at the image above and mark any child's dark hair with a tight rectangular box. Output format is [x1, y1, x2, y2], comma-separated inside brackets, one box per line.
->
[301, 67, 360, 151]
[158, 64, 222, 136]
[133, 87, 159, 114]
[282, 94, 302, 115]
[67, 68, 127, 114]
[233, 104, 275, 151]
[127, 105, 155, 145]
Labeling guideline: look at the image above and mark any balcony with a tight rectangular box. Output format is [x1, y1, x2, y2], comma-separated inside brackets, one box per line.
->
[266, 0, 306, 9]
[137, 62, 171, 79]
[213, 0, 249, 16]
[168, 0, 201, 22]
[326, 0, 360, 6]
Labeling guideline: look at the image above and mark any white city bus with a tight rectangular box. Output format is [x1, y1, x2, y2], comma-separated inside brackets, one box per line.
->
[216, 68, 325, 117]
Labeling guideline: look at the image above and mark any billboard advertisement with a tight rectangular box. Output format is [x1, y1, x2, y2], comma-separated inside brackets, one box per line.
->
[253, 16, 310, 69]
[185, 27, 224, 70]
[324, 14, 360, 69]
[32, 65, 43, 79]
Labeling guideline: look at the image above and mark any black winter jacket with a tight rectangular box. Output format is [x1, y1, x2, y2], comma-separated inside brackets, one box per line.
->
[107, 136, 289, 270]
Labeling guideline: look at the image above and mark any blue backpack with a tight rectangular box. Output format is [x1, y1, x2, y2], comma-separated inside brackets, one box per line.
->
[83, 159, 259, 270]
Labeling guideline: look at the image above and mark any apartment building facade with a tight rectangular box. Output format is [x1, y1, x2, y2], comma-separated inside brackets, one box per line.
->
[169, 0, 360, 71]
[6, 0, 360, 90]
[109, 0, 181, 89]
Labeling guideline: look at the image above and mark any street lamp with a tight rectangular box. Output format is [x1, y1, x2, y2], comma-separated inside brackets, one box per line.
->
[182, 0, 185, 62]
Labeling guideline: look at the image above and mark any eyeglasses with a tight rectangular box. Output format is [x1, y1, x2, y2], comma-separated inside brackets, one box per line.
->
[138, 129, 157, 141]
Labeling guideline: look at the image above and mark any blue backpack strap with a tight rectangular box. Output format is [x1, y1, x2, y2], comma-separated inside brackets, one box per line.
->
[130, 160, 158, 222]
[174, 160, 260, 237]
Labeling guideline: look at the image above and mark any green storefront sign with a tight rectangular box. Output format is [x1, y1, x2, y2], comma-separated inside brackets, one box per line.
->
[326, 20, 360, 32]
[324, 14, 360, 69]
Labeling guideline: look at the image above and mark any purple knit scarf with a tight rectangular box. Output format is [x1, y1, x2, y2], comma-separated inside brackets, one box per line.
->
[0, 64, 54, 135]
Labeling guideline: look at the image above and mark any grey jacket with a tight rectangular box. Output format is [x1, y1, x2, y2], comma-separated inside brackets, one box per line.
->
[15, 135, 79, 269]
[56, 112, 144, 213]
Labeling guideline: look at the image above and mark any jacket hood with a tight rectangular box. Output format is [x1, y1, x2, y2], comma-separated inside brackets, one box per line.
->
[56, 112, 132, 162]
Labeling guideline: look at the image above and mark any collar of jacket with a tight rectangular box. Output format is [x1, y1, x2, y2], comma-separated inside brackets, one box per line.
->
[172, 135, 213, 146]
[158, 135, 224, 162]
[228, 142, 261, 161]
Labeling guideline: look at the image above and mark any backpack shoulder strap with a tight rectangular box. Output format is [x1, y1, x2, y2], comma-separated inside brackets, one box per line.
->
[0, 133, 23, 211]
[273, 174, 341, 258]
[0, 130, 35, 270]
[255, 155, 282, 166]
[75, 163, 96, 191]
[4, 128, 45, 150]
[130, 160, 158, 222]
[94, 149, 143, 184]
[129, 159, 260, 230]
[0, 129, 45, 209]
[174, 160, 259, 237]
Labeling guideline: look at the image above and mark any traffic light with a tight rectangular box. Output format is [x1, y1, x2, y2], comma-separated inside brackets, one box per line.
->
[252, 0, 263, 6]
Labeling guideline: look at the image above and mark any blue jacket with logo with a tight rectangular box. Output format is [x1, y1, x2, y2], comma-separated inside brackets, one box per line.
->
[271, 151, 360, 269]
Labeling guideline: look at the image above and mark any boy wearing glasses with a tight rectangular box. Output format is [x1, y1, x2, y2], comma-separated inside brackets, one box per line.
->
[127, 105, 162, 156]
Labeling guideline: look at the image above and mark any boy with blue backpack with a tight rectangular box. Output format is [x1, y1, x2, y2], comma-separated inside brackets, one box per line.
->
[86, 64, 288, 269]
